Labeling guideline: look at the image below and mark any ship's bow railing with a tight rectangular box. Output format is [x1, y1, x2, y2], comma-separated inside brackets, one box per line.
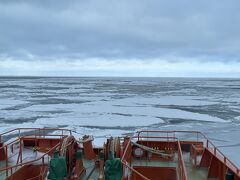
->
[121, 137, 150, 180]
[204, 136, 240, 177]
[177, 140, 188, 180]
[0, 128, 72, 179]
[121, 133, 188, 180]
[0, 141, 60, 179]
[0, 128, 72, 142]
[136, 130, 240, 178]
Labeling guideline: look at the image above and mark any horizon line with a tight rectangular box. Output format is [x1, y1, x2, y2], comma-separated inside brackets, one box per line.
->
[0, 75, 239, 79]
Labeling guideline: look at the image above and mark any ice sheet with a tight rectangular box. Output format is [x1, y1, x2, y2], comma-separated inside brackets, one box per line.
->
[0, 77, 240, 167]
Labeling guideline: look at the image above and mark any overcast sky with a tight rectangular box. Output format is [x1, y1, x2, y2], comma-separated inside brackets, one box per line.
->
[0, 0, 240, 77]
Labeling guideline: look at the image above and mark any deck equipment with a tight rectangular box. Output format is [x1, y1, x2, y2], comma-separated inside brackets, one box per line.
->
[0, 128, 239, 180]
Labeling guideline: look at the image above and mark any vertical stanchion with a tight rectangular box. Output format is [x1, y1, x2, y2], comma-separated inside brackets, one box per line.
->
[5, 145, 8, 177]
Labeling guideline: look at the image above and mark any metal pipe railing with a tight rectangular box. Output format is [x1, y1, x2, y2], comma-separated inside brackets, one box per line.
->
[136, 130, 240, 177]
[0, 131, 70, 178]
[121, 139, 150, 180]
[0, 128, 72, 142]
[121, 135, 183, 180]
[177, 140, 188, 180]
[0, 141, 61, 178]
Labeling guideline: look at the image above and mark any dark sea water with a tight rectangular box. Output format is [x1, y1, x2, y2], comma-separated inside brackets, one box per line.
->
[0, 77, 240, 165]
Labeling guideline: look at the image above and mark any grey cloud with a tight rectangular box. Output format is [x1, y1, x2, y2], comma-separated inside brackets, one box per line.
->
[0, 0, 240, 61]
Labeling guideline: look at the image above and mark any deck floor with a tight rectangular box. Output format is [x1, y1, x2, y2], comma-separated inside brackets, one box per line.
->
[183, 152, 209, 180]
[132, 156, 178, 168]
[0, 161, 6, 180]
[81, 159, 99, 180]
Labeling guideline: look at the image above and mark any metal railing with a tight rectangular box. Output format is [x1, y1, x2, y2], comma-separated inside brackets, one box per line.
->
[177, 140, 188, 180]
[0, 128, 72, 179]
[136, 130, 240, 177]
[121, 138, 150, 180]
[121, 134, 188, 180]
[205, 138, 240, 176]
[1, 141, 60, 179]
[0, 128, 72, 142]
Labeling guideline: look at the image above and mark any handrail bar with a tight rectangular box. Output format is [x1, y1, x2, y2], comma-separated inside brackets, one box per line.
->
[136, 130, 240, 176]
[0, 128, 72, 142]
[28, 136, 75, 180]
[121, 139, 150, 180]
[0, 134, 67, 151]
[0, 139, 62, 177]
[177, 140, 188, 180]
[121, 136, 185, 180]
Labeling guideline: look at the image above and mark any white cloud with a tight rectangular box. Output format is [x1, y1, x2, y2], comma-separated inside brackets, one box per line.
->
[1, 0, 240, 61]
[1, 0, 240, 77]
[1, 57, 240, 77]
